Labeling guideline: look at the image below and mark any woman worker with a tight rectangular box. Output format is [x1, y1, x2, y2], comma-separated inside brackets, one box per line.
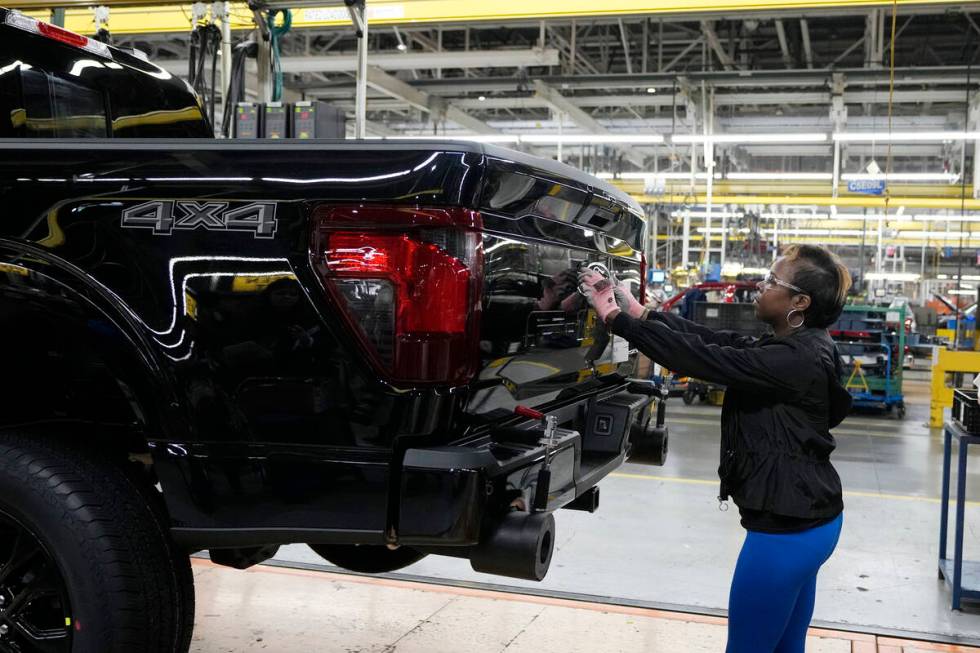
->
[579, 245, 852, 653]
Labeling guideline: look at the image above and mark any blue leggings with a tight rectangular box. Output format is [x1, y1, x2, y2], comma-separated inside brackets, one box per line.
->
[726, 512, 843, 653]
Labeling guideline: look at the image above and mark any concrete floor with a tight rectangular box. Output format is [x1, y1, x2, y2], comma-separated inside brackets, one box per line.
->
[190, 560, 980, 653]
[268, 372, 980, 644]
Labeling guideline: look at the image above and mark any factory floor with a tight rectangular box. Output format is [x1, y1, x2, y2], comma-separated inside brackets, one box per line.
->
[191, 369, 980, 651]
[189, 559, 979, 652]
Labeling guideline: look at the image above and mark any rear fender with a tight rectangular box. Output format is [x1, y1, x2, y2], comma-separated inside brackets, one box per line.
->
[0, 239, 182, 442]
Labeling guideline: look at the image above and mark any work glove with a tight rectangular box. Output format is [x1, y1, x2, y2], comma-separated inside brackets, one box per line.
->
[577, 269, 622, 323]
[613, 284, 650, 319]
[579, 269, 649, 320]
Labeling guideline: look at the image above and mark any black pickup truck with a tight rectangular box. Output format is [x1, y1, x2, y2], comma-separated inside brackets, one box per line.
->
[0, 10, 666, 653]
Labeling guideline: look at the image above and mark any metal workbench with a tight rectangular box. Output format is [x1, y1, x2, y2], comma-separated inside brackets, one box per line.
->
[939, 420, 980, 610]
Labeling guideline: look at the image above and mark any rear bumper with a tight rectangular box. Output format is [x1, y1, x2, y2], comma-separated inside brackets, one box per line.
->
[156, 380, 655, 553]
[396, 381, 651, 547]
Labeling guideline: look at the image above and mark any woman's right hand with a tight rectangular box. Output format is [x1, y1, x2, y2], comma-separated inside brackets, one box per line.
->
[577, 270, 621, 323]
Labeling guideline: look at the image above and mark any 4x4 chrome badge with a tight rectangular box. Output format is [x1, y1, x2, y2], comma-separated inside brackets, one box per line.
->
[120, 200, 278, 238]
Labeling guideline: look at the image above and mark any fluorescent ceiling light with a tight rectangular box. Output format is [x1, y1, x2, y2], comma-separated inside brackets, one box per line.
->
[598, 171, 718, 180]
[384, 134, 520, 144]
[671, 133, 827, 144]
[764, 228, 979, 239]
[727, 172, 833, 181]
[764, 228, 864, 236]
[694, 227, 753, 235]
[913, 214, 980, 222]
[895, 231, 980, 239]
[841, 172, 959, 182]
[760, 212, 832, 220]
[671, 210, 744, 219]
[831, 213, 899, 221]
[865, 272, 921, 281]
[522, 134, 663, 144]
[833, 131, 979, 142]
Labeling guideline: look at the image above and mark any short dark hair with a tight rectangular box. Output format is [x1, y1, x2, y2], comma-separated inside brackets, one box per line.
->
[783, 244, 852, 328]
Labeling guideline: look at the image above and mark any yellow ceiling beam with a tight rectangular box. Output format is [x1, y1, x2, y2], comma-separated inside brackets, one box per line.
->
[23, 5, 255, 33]
[613, 179, 976, 200]
[681, 219, 980, 228]
[14, 0, 968, 34]
[635, 193, 980, 210]
[658, 235, 980, 246]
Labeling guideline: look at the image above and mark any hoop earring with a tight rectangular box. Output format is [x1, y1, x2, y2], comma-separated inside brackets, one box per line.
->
[787, 309, 805, 329]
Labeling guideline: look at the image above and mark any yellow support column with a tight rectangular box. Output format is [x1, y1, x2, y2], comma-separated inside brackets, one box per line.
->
[929, 348, 980, 428]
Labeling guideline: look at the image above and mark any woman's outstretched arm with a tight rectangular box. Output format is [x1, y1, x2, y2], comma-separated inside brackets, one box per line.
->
[645, 311, 756, 349]
[611, 313, 805, 394]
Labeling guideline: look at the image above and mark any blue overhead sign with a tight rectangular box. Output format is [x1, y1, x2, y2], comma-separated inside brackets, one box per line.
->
[847, 179, 886, 195]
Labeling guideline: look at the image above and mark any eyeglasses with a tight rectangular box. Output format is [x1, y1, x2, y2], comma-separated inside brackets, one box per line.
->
[758, 271, 807, 295]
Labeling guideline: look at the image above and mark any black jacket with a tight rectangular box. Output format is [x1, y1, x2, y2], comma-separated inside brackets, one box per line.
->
[611, 311, 850, 530]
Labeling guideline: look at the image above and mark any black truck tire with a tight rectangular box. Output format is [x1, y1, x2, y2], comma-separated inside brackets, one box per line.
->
[121, 460, 196, 653]
[0, 431, 187, 653]
[309, 543, 426, 573]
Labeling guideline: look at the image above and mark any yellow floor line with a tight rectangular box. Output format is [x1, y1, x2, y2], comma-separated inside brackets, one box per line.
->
[613, 471, 717, 486]
[668, 417, 934, 440]
[609, 471, 980, 507]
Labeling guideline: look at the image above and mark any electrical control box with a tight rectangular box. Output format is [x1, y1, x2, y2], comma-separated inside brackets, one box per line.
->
[234, 102, 260, 139]
[261, 102, 288, 138]
[232, 101, 345, 139]
[290, 100, 345, 139]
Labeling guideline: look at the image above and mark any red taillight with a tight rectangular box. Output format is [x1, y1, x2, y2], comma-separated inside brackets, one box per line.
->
[311, 205, 483, 386]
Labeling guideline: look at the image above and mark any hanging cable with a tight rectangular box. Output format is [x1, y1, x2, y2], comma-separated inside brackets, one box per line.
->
[884, 0, 899, 188]
[188, 22, 222, 129]
[954, 33, 974, 349]
[266, 9, 292, 102]
[220, 40, 258, 138]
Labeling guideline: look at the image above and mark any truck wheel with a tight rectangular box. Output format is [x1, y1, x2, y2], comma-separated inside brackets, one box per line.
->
[682, 389, 695, 405]
[122, 462, 195, 653]
[308, 544, 426, 573]
[0, 432, 185, 653]
[647, 426, 669, 466]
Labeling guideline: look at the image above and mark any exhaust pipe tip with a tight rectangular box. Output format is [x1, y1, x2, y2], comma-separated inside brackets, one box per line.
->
[469, 511, 555, 582]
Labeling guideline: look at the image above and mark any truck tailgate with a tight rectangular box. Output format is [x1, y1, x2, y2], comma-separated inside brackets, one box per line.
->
[468, 149, 647, 419]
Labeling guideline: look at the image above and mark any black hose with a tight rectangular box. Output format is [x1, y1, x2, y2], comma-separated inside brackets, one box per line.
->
[209, 29, 219, 128]
[220, 40, 258, 138]
[189, 24, 223, 132]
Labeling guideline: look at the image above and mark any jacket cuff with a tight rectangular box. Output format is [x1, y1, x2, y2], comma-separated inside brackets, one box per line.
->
[610, 312, 635, 336]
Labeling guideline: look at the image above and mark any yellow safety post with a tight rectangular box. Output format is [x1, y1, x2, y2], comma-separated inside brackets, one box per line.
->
[929, 348, 980, 427]
[845, 359, 870, 394]
[937, 328, 957, 343]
